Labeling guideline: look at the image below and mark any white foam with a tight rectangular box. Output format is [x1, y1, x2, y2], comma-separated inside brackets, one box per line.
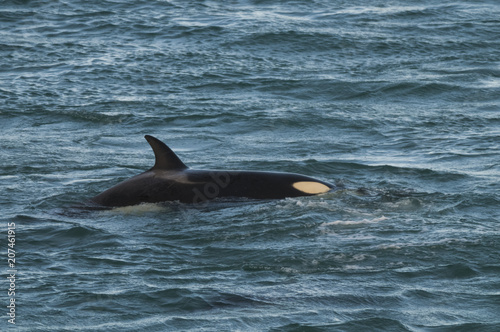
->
[321, 216, 388, 226]
[377, 243, 403, 250]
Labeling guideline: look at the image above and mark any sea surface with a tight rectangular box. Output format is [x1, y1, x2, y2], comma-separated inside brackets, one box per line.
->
[1, 0, 499, 331]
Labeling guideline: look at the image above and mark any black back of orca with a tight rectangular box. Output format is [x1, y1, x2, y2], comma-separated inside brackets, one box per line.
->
[91, 135, 333, 207]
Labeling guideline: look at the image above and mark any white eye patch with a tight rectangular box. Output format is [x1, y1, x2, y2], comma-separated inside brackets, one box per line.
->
[292, 181, 330, 194]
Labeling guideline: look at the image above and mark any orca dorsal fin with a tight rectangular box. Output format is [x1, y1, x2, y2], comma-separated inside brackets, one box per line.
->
[145, 135, 188, 171]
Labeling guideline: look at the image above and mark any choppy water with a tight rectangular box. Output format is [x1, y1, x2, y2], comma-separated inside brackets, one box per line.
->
[1, 0, 500, 331]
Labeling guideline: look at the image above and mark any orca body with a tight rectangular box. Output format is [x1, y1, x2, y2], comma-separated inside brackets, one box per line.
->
[91, 135, 334, 207]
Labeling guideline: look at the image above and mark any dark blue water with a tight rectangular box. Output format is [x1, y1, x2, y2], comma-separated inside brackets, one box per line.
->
[1, 0, 499, 330]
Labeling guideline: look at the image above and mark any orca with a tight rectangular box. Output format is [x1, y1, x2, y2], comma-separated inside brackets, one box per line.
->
[90, 135, 334, 207]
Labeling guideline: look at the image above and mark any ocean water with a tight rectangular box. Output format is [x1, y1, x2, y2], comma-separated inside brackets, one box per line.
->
[1, 0, 500, 330]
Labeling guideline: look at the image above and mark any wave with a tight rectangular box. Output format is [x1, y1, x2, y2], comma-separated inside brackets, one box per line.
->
[271, 318, 411, 332]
